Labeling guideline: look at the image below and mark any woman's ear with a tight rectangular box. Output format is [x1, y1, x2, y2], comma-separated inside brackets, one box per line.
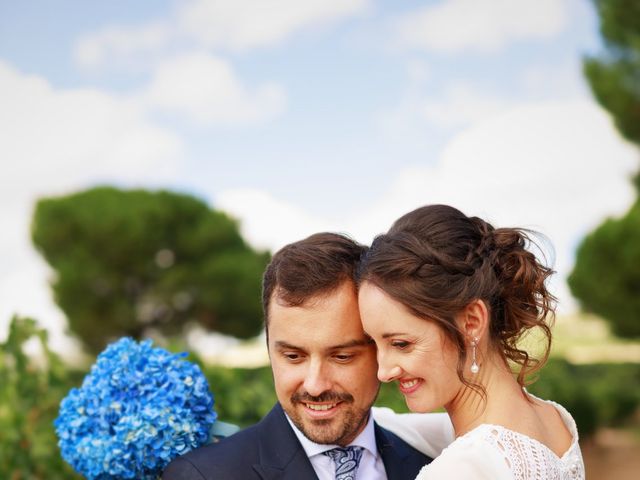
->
[458, 299, 489, 341]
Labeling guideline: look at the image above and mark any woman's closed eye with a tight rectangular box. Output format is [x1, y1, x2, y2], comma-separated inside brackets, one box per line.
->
[391, 340, 410, 349]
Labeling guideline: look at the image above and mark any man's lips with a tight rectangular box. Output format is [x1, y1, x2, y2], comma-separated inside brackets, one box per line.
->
[291, 391, 353, 419]
[304, 402, 339, 411]
[301, 401, 343, 419]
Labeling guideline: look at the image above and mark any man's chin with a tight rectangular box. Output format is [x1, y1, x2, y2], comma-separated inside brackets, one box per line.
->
[297, 418, 345, 445]
[287, 407, 346, 444]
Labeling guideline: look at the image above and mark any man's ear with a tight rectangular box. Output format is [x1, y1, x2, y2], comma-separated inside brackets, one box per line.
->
[458, 299, 489, 341]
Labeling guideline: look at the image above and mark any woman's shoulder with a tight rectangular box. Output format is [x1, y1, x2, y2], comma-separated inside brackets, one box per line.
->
[532, 395, 579, 441]
[416, 425, 513, 480]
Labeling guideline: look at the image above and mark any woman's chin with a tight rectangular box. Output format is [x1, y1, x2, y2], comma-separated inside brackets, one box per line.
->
[404, 397, 436, 413]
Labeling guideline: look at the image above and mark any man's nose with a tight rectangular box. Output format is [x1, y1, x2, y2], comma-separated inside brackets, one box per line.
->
[302, 360, 332, 397]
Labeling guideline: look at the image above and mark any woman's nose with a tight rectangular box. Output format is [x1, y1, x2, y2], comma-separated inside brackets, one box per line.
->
[377, 352, 402, 383]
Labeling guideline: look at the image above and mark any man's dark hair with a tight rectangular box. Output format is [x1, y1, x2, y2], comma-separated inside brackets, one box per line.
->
[262, 232, 366, 329]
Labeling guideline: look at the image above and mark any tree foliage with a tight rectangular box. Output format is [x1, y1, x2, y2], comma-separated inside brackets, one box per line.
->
[32, 187, 269, 353]
[583, 0, 640, 153]
[570, 0, 640, 337]
[568, 199, 640, 337]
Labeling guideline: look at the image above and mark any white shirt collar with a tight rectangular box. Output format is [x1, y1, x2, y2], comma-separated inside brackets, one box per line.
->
[285, 411, 378, 459]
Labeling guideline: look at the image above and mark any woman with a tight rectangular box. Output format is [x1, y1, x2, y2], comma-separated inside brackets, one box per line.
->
[358, 205, 584, 479]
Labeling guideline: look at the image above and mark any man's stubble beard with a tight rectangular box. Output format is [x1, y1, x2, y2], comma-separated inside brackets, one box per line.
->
[286, 388, 379, 446]
[288, 404, 371, 446]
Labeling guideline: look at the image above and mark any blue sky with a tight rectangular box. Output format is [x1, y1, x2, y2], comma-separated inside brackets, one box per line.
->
[1, 0, 637, 354]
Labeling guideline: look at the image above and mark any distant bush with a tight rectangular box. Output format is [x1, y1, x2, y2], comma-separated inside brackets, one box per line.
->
[528, 358, 640, 438]
[0, 317, 83, 480]
[203, 365, 276, 427]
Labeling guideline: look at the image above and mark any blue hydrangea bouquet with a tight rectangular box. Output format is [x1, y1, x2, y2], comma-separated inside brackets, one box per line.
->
[55, 338, 218, 479]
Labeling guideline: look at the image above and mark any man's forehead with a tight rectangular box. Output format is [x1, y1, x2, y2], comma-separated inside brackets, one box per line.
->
[271, 284, 347, 309]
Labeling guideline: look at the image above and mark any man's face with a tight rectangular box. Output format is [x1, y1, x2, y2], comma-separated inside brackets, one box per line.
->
[267, 281, 380, 446]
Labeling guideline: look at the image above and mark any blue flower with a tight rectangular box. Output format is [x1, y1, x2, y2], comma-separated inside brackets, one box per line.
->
[55, 338, 217, 479]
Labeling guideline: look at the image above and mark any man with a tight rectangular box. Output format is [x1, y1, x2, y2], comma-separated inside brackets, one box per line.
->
[163, 233, 447, 480]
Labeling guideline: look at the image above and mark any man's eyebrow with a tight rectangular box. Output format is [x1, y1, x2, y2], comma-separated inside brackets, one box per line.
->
[274, 341, 303, 350]
[273, 338, 373, 351]
[330, 338, 374, 349]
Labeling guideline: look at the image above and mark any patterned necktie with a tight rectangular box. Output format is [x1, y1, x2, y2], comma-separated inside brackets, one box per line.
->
[323, 446, 364, 480]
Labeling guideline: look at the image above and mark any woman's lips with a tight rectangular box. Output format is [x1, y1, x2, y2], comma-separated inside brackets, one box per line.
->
[398, 378, 422, 395]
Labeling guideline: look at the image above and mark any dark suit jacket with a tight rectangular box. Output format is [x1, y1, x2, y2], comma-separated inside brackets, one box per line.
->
[163, 403, 432, 480]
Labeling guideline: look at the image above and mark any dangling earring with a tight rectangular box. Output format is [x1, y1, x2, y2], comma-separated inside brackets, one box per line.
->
[470, 336, 480, 374]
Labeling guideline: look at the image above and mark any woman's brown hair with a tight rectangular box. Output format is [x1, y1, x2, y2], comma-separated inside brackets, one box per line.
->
[358, 204, 556, 392]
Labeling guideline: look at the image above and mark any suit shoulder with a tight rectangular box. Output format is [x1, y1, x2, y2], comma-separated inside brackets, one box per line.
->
[376, 423, 433, 463]
[163, 425, 262, 480]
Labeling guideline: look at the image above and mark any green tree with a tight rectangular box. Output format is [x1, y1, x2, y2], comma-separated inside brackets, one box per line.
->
[569, 0, 640, 337]
[568, 200, 640, 337]
[32, 187, 269, 353]
[583, 0, 640, 153]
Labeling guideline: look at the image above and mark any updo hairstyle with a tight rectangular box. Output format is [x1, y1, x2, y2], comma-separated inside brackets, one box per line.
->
[358, 204, 556, 390]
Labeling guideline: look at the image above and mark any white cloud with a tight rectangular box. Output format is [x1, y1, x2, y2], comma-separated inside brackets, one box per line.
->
[0, 61, 182, 353]
[396, 0, 567, 53]
[178, 0, 369, 51]
[406, 58, 432, 85]
[141, 52, 286, 125]
[74, 22, 171, 70]
[73, 0, 369, 69]
[378, 79, 513, 142]
[0, 62, 181, 197]
[381, 59, 590, 135]
[216, 100, 637, 312]
[214, 189, 335, 251]
[520, 62, 590, 99]
[420, 82, 512, 129]
[71, 0, 363, 128]
[364, 101, 635, 233]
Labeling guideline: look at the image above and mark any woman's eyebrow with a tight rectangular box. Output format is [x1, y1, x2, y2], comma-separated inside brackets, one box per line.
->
[382, 332, 408, 339]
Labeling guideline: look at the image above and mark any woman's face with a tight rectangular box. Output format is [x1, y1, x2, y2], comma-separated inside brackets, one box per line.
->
[358, 282, 462, 413]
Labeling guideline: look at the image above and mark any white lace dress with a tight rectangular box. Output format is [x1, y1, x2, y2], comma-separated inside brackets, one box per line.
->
[414, 400, 584, 480]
